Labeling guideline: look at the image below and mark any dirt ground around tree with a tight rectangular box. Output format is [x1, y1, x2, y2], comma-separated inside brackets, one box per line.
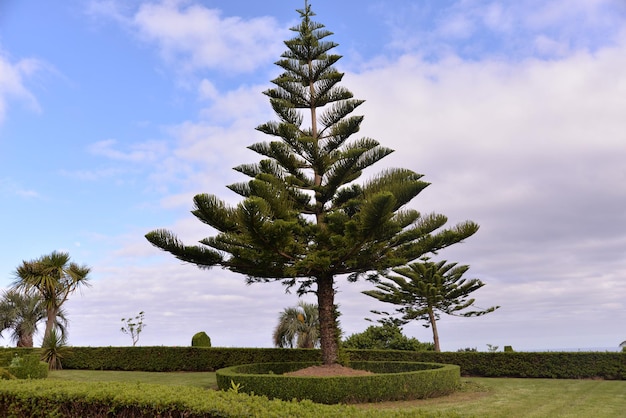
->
[284, 364, 374, 377]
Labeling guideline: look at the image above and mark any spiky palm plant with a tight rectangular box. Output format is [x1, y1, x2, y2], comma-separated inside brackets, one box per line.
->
[41, 328, 70, 370]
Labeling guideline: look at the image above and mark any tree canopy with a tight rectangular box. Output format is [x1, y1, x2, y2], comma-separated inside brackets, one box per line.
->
[145, 1, 478, 364]
[342, 321, 433, 351]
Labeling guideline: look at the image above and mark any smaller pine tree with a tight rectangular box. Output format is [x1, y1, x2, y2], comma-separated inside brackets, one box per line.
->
[364, 258, 498, 352]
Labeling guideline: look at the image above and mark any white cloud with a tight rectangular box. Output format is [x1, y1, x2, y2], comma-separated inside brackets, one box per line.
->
[0, 177, 41, 199]
[61, 138, 170, 183]
[198, 78, 218, 101]
[145, 121, 254, 197]
[436, 13, 475, 39]
[59, 167, 129, 182]
[197, 83, 270, 123]
[143, 84, 272, 200]
[0, 51, 42, 124]
[85, 0, 130, 25]
[88, 138, 168, 163]
[481, 2, 513, 33]
[340, 38, 626, 349]
[14, 188, 40, 198]
[384, 0, 626, 59]
[533, 34, 570, 57]
[349, 44, 626, 169]
[131, 1, 287, 73]
[63, 257, 305, 348]
[522, 0, 617, 31]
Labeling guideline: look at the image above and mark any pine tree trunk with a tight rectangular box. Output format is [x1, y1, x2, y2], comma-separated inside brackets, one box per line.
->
[428, 307, 441, 352]
[317, 275, 338, 365]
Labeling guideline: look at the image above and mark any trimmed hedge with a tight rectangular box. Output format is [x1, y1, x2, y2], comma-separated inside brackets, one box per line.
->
[216, 361, 460, 404]
[7, 354, 48, 379]
[192, 332, 212, 347]
[60, 346, 321, 371]
[0, 352, 48, 379]
[0, 380, 449, 417]
[346, 351, 626, 380]
[0, 347, 623, 379]
[0, 348, 39, 367]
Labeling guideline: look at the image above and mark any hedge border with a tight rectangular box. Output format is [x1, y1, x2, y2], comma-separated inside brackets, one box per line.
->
[0, 347, 623, 380]
[346, 350, 626, 379]
[0, 380, 444, 418]
[215, 361, 460, 404]
[7, 354, 48, 379]
[58, 346, 321, 371]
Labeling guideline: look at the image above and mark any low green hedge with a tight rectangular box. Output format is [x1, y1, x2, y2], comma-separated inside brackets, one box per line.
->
[216, 361, 460, 404]
[7, 354, 48, 379]
[0, 347, 622, 379]
[0, 380, 450, 417]
[0, 348, 39, 367]
[60, 346, 321, 371]
[347, 351, 626, 380]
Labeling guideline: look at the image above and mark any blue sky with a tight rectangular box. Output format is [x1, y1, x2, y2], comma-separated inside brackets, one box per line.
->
[1, 0, 625, 351]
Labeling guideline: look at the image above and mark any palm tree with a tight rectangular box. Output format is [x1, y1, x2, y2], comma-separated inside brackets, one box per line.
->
[0, 290, 44, 347]
[273, 301, 319, 348]
[0, 290, 68, 347]
[13, 251, 90, 342]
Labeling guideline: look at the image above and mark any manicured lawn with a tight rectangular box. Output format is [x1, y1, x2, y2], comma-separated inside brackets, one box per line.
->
[49, 371, 626, 417]
[49, 370, 218, 390]
[356, 378, 626, 417]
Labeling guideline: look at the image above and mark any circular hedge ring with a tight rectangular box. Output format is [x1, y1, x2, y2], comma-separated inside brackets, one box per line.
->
[216, 361, 460, 404]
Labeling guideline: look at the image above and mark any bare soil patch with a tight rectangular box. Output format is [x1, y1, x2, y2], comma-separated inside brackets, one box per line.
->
[284, 364, 374, 377]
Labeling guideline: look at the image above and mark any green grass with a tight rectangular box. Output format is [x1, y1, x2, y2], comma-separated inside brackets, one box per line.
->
[356, 378, 626, 417]
[49, 369, 218, 390]
[49, 371, 626, 417]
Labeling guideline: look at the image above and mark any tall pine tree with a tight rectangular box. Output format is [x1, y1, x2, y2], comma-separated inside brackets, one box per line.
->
[146, 1, 479, 365]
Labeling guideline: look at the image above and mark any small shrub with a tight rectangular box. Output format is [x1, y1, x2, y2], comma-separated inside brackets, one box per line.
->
[8, 354, 48, 379]
[41, 328, 71, 370]
[343, 323, 433, 351]
[504, 345, 514, 352]
[120, 311, 146, 346]
[191, 332, 211, 347]
[0, 368, 16, 380]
